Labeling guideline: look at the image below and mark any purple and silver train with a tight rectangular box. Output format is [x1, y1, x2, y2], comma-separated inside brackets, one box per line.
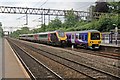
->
[66, 30, 102, 49]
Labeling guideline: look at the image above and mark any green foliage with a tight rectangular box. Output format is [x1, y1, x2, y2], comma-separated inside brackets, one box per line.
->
[68, 14, 119, 32]
[64, 9, 79, 28]
[10, 27, 30, 38]
[118, 14, 120, 28]
[0, 22, 3, 37]
[20, 27, 30, 34]
[47, 18, 62, 31]
[0, 22, 2, 27]
[108, 1, 120, 13]
[95, 2, 109, 13]
[31, 24, 46, 33]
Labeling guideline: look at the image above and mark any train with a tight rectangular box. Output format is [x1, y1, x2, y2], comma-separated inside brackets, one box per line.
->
[66, 30, 102, 49]
[19, 30, 67, 46]
[19, 30, 102, 49]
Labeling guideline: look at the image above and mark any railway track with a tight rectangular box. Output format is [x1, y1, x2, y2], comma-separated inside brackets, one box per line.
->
[63, 46, 120, 68]
[66, 46, 120, 60]
[8, 39, 64, 80]
[7, 38, 120, 80]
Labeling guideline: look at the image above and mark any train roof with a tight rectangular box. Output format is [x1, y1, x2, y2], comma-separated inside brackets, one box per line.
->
[19, 30, 63, 36]
[66, 30, 100, 34]
[35, 30, 63, 35]
[19, 33, 35, 36]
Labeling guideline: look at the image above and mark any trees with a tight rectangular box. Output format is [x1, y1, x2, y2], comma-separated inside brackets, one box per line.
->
[0, 22, 2, 27]
[94, 1, 120, 13]
[47, 18, 62, 31]
[95, 2, 109, 13]
[64, 9, 79, 28]
[108, 1, 120, 13]
[10, 27, 30, 38]
[20, 27, 30, 34]
[0, 22, 3, 37]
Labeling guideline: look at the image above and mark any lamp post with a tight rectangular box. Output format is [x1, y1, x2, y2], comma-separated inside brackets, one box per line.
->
[113, 24, 118, 45]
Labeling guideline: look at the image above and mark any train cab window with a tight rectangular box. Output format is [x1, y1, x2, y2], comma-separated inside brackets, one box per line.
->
[91, 33, 100, 40]
[58, 31, 65, 37]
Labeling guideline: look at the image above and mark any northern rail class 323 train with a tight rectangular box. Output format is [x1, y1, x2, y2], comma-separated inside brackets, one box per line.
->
[66, 30, 102, 49]
[19, 30, 67, 46]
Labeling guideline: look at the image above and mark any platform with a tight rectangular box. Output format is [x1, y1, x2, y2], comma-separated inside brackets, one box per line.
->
[100, 43, 120, 48]
[3, 38, 29, 78]
[0, 37, 2, 80]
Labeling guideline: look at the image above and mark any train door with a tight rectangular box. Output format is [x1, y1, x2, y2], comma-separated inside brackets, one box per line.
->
[71, 33, 75, 43]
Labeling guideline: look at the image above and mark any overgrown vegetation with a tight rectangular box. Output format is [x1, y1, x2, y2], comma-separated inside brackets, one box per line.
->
[0, 22, 3, 37]
[10, 1, 120, 38]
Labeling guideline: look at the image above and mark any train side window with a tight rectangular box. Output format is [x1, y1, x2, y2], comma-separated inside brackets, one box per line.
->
[79, 34, 81, 39]
[85, 35, 88, 41]
[76, 35, 78, 39]
[82, 35, 84, 40]
[72, 35, 74, 39]
[68, 35, 71, 39]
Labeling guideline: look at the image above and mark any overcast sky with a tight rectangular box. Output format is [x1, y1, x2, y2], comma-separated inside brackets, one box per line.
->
[0, 0, 98, 31]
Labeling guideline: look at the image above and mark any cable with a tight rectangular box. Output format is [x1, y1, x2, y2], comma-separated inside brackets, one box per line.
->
[33, 0, 42, 7]
[16, 0, 48, 20]
[16, 15, 26, 20]
[39, 0, 48, 7]
[32, 0, 48, 7]
[32, 0, 48, 25]
[75, 2, 95, 11]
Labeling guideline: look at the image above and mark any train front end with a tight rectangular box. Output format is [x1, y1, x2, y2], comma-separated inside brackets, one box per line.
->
[56, 31, 67, 46]
[88, 32, 101, 49]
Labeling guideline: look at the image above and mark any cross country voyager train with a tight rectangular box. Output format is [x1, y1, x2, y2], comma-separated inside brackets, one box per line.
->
[66, 30, 102, 49]
[19, 30, 67, 46]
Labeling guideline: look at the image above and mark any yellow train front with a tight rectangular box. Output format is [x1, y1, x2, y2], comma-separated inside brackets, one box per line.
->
[88, 30, 102, 49]
[48, 30, 67, 46]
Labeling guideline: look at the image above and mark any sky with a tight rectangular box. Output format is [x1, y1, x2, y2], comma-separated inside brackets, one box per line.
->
[0, 0, 98, 32]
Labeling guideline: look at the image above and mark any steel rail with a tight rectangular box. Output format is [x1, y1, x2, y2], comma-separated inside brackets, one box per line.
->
[11, 38, 119, 80]
[7, 39, 36, 80]
[8, 39, 64, 80]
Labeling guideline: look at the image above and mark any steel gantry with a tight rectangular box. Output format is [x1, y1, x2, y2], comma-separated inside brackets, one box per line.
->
[0, 6, 90, 17]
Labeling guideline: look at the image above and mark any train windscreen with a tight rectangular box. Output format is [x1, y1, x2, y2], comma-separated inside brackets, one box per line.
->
[58, 31, 65, 37]
[91, 33, 100, 40]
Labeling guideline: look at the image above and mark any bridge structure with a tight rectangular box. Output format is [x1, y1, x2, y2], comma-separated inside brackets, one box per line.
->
[0, 6, 90, 17]
[0, 6, 106, 34]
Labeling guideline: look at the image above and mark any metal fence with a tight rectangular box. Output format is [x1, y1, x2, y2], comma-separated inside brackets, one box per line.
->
[102, 32, 120, 46]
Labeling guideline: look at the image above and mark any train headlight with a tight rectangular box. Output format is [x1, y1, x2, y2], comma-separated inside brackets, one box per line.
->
[98, 41, 101, 43]
[90, 41, 93, 43]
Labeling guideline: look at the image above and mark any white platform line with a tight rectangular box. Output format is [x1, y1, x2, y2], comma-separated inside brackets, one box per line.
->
[6, 39, 30, 78]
